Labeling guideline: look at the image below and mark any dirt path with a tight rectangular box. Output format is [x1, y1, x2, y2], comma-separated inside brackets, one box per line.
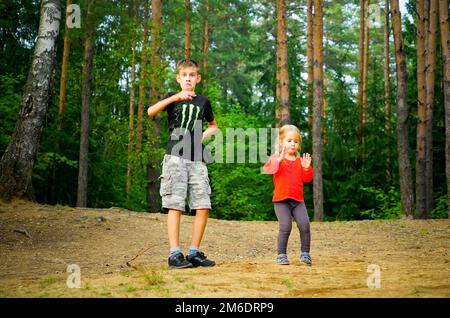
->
[0, 200, 449, 297]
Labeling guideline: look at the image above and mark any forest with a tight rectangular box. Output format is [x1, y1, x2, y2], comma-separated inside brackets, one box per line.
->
[1, 0, 449, 221]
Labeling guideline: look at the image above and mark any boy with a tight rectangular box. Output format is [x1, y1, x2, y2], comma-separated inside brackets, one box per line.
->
[147, 58, 218, 269]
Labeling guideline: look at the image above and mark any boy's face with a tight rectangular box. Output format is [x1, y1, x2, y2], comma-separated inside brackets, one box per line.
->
[176, 66, 201, 92]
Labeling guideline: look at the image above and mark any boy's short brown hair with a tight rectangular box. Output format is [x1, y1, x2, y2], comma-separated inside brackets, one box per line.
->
[176, 58, 200, 74]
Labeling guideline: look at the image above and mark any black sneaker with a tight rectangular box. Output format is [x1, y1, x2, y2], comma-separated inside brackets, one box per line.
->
[186, 251, 216, 267]
[168, 252, 193, 269]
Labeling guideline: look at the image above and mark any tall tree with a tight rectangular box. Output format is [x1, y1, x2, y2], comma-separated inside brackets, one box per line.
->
[56, 0, 72, 143]
[416, 0, 437, 218]
[390, 0, 414, 218]
[147, 0, 163, 212]
[306, 0, 314, 137]
[136, 2, 150, 154]
[149, 0, 163, 105]
[0, 0, 62, 201]
[275, 0, 290, 127]
[384, 0, 392, 180]
[185, 0, 191, 58]
[127, 45, 137, 196]
[357, 0, 367, 150]
[313, 0, 324, 221]
[202, 0, 210, 90]
[425, 0, 437, 216]
[362, 0, 369, 132]
[77, 0, 96, 207]
[415, 0, 428, 218]
[126, 0, 138, 197]
[438, 0, 450, 218]
[53, 0, 72, 203]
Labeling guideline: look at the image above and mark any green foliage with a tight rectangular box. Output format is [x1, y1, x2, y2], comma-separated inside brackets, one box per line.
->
[0, 74, 23, 153]
[88, 115, 129, 208]
[34, 152, 77, 173]
[359, 186, 402, 220]
[206, 87, 275, 220]
[432, 195, 449, 219]
[209, 162, 275, 220]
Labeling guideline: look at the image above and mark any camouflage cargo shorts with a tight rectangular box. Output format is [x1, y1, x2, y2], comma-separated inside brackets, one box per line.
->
[159, 154, 211, 213]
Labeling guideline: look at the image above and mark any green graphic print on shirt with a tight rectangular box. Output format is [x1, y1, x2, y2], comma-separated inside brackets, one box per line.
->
[181, 103, 201, 133]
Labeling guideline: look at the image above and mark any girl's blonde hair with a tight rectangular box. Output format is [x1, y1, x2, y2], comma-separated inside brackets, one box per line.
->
[277, 124, 302, 156]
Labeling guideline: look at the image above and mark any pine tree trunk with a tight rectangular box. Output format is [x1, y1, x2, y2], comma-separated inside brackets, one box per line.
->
[77, 0, 95, 208]
[306, 0, 314, 137]
[384, 0, 391, 134]
[202, 0, 209, 90]
[416, 0, 427, 218]
[390, 0, 414, 218]
[53, 0, 72, 203]
[425, 0, 437, 217]
[147, 0, 163, 213]
[136, 2, 150, 154]
[313, 0, 324, 221]
[126, 0, 138, 198]
[384, 0, 392, 181]
[357, 0, 366, 147]
[359, 0, 370, 160]
[362, 0, 369, 130]
[0, 0, 61, 201]
[56, 0, 72, 138]
[185, 0, 191, 59]
[150, 0, 162, 104]
[322, 75, 328, 146]
[275, 0, 290, 127]
[438, 0, 450, 218]
[126, 46, 136, 196]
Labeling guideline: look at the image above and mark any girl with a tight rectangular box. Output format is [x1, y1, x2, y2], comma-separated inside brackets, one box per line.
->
[263, 124, 313, 265]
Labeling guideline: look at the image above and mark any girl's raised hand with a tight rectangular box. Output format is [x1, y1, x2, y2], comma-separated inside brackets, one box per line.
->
[277, 146, 286, 162]
[301, 153, 311, 169]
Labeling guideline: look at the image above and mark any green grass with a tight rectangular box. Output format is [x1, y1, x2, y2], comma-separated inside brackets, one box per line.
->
[173, 275, 187, 283]
[281, 279, 294, 289]
[143, 284, 170, 295]
[141, 267, 164, 286]
[38, 276, 60, 287]
[126, 285, 137, 292]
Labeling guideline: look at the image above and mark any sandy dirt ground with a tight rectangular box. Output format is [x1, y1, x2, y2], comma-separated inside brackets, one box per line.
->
[0, 199, 449, 298]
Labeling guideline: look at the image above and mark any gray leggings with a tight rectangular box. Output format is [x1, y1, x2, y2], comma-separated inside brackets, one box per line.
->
[274, 199, 311, 254]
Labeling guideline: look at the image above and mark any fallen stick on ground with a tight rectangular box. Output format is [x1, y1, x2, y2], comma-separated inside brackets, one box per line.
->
[126, 245, 155, 267]
[13, 229, 32, 239]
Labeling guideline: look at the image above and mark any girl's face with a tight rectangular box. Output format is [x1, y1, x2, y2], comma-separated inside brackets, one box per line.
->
[281, 131, 300, 155]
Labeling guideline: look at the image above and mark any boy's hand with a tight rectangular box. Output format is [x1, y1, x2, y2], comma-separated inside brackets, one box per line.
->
[301, 153, 311, 169]
[172, 91, 195, 102]
[147, 91, 196, 118]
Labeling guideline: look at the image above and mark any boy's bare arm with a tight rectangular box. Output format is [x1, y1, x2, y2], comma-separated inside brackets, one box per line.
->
[147, 92, 195, 118]
[202, 120, 219, 142]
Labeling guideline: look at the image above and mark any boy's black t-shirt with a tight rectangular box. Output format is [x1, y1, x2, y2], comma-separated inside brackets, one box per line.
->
[162, 93, 215, 162]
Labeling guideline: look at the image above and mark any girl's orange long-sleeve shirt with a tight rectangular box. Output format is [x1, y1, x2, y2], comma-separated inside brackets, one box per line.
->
[263, 154, 313, 202]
